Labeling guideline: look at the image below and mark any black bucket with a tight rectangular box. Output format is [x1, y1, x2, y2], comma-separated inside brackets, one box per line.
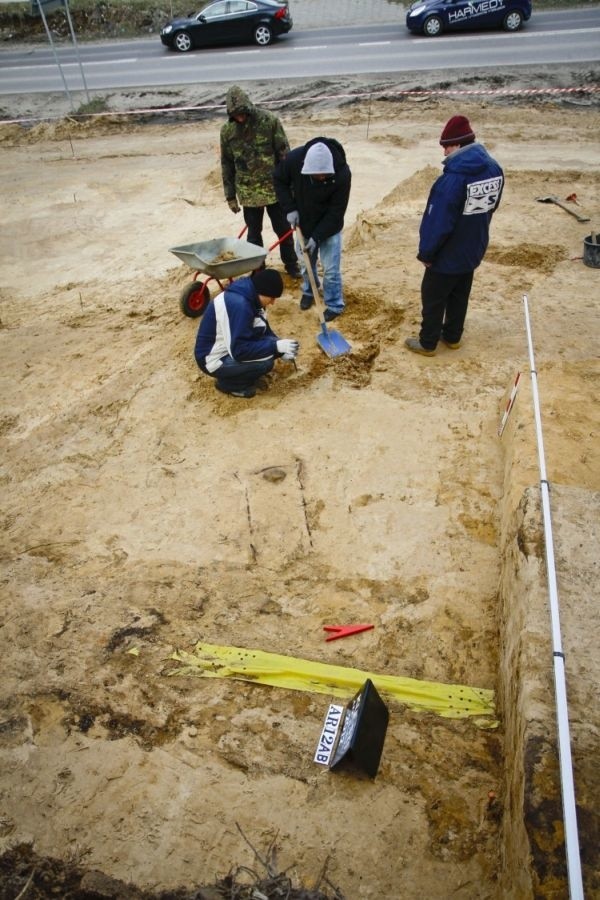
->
[583, 234, 600, 269]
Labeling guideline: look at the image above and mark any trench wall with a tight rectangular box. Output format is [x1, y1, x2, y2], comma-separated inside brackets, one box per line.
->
[497, 401, 599, 898]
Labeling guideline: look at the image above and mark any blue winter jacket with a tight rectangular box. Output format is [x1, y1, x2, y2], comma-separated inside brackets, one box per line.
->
[194, 276, 279, 374]
[418, 143, 504, 274]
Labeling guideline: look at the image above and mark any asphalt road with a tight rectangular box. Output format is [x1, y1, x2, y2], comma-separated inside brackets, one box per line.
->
[0, 9, 599, 96]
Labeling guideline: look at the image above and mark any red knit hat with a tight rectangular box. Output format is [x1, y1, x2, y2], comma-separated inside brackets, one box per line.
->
[439, 115, 476, 147]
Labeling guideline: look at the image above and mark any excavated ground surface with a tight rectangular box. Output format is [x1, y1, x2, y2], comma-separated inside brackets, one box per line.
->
[0, 77, 599, 898]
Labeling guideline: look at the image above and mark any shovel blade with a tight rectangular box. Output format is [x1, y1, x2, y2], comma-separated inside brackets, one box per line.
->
[317, 326, 351, 358]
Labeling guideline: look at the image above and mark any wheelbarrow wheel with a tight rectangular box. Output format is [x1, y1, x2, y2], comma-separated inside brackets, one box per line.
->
[180, 281, 211, 318]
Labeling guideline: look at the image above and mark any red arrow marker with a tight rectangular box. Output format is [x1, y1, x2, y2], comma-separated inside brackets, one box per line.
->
[323, 624, 374, 642]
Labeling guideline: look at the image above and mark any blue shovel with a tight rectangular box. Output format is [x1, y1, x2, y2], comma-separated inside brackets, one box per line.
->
[297, 227, 351, 358]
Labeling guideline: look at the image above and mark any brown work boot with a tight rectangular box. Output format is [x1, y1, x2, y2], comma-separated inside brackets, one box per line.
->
[404, 337, 435, 357]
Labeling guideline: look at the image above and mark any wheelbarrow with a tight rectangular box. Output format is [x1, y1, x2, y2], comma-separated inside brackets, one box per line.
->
[170, 227, 292, 318]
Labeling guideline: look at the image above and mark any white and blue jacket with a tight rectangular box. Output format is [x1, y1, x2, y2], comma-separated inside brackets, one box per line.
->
[194, 276, 279, 374]
[418, 143, 504, 274]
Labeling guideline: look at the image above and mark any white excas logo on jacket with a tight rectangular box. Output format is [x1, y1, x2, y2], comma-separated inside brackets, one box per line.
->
[463, 175, 504, 215]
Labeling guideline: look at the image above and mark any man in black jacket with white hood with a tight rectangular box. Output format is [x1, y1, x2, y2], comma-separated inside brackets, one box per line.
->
[274, 137, 351, 321]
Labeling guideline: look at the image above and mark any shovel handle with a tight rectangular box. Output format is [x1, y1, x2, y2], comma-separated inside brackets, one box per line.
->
[296, 226, 328, 328]
[537, 196, 590, 223]
[554, 200, 590, 223]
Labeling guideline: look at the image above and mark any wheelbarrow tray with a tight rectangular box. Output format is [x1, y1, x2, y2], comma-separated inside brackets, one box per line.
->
[169, 237, 267, 279]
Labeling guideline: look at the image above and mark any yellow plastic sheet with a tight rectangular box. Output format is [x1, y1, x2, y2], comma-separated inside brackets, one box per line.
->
[169, 642, 496, 725]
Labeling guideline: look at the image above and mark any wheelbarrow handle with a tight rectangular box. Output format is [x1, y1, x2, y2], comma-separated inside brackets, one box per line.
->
[235, 224, 291, 249]
[267, 228, 294, 252]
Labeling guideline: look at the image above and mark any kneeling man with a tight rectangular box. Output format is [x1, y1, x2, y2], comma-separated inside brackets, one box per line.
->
[194, 268, 299, 399]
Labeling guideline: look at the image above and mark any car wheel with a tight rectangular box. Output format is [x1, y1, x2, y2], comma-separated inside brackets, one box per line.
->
[180, 281, 211, 317]
[254, 23, 272, 46]
[503, 9, 523, 30]
[423, 15, 443, 36]
[173, 31, 193, 52]
[423, 16, 443, 37]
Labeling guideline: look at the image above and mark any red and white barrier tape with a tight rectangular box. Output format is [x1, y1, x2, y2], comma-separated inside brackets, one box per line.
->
[1, 84, 599, 127]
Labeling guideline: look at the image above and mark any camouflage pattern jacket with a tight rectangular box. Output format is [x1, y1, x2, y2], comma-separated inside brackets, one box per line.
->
[220, 85, 290, 208]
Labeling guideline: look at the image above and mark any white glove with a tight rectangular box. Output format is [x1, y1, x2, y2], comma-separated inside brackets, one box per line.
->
[286, 211, 300, 227]
[276, 339, 299, 360]
[305, 237, 317, 254]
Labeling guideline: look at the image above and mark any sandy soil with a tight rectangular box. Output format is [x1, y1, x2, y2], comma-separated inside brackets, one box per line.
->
[0, 69, 599, 898]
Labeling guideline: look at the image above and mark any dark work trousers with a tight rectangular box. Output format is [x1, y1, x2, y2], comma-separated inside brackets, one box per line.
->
[243, 203, 298, 270]
[213, 355, 274, 393]
[419, 268, 474, 350]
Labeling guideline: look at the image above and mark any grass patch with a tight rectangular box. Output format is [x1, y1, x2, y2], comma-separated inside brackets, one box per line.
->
[74, 96, 110, 115]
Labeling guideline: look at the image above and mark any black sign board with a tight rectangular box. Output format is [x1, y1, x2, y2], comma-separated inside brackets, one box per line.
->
[329, 679, 389, 778]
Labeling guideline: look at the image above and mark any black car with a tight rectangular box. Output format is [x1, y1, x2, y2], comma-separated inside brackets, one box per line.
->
[406, 0, 532, 36]
[160, 0, 292, 52]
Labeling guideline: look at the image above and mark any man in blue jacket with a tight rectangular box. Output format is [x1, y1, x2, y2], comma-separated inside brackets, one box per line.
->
[405, 115, 504, 356]
[274, 137, 351, 321]
[194, 268, 299, 399]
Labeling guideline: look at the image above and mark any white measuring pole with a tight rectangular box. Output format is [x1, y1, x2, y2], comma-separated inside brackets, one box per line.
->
[522, 294, 584, 900]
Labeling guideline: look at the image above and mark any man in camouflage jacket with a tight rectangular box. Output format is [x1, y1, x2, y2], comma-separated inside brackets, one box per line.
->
[220, 85, 300, 278]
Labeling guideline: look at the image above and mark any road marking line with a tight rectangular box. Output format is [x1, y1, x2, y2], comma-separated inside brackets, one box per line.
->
[2, 58, 138, 70]
[427, 25, 600, 40]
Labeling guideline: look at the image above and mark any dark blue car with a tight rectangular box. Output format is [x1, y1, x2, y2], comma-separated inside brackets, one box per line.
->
[160, 0, 292, 52]
[406, 0, 532, 36]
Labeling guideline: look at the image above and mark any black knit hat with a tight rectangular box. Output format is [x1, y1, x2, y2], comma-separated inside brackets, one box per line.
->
[252, 268, 284, 298]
